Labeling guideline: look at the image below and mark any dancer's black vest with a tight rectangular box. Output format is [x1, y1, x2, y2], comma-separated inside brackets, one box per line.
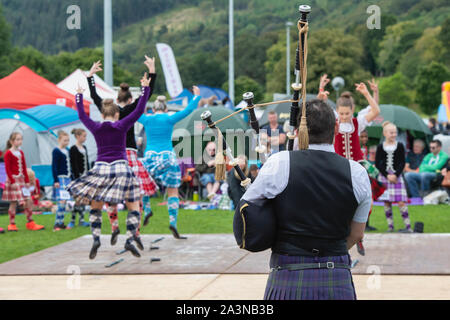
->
[272, 150, 358, 256]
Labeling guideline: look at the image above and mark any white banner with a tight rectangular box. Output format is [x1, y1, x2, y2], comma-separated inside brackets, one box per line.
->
[156, 43, 183, 98]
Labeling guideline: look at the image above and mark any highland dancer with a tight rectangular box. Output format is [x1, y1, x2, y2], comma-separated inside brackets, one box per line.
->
[87, 57, 158, 245]
[318, 75, 381, 255]
[68, 74, 151, 259]
[140, 88, 201, 238]
[68, 128, 91, 228]
[375, 122, 412, 233]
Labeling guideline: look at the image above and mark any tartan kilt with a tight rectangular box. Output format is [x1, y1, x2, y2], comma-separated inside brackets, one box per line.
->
[126, 149, 158, 196]
[143, 151, 181, 188]
[378, 174, 408, 203]
[2, 175, 29, 202]
[53, 176, 72, 201]
[67, 160, 140, 203]
[264, 253, 356, 300]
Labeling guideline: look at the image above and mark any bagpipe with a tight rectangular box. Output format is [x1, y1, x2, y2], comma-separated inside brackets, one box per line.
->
[201, 5, 312, 252]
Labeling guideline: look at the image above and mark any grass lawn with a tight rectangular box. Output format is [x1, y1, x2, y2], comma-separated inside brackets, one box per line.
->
[0, 197, 449, 264]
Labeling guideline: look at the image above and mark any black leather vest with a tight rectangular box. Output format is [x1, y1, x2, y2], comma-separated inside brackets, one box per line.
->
[272, 150, 358, 256]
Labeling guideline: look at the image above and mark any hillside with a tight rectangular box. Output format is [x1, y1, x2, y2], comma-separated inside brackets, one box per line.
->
[0, 0, 449, 112]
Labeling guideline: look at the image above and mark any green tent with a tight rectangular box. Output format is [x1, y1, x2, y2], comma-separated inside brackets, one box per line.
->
[172, 106, 250, 159]
[366, 104, 433, 142]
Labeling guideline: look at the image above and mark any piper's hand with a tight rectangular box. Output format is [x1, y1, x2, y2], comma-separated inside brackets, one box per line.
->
[54, 182, 60, 189]
[88, 60, 102, 77]
[192, 86, 200, 96]
[319, 74, 330, 90]
[368, 78, 379, 94]
[355, 82, 369, 96]
[76, 83, 85, 94]
[141, 72, 150, 87]
[144, 55, 156, 74]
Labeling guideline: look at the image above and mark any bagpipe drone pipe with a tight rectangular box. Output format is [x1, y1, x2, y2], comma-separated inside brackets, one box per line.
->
[201, 4, 312, 252]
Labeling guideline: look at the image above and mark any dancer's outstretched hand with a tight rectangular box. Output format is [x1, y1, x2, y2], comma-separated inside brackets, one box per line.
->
[144, 55, 156, 74]
[88, 61, 102, 77]
[355, 82, 369, 96]
[192, 86, 200, 96]
[368, 78, 379, 94]
[141, 72, 150, 87]
[319, 74, 330, 90]
[76, 83, 85, 94]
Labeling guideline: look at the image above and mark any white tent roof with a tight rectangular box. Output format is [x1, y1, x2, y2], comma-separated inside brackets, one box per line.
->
[57, 69, 117, 103]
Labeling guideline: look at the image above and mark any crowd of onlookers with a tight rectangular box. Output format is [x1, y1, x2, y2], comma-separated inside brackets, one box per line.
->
[194, 111, 449, 206]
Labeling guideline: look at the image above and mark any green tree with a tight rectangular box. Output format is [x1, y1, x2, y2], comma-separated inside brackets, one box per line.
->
[398, 26, 443, 80]
[177, 52, 226, 88]
[438, 18, 450, 63]
[415, 62, 450, 114]
[378, 21, 423, 76]
[379, 73, 412, 106]
[0, 3, 11, 57]
[265, 29, 371, 107]
[223, 76, 264, 104]
[349, 14, 397, 75]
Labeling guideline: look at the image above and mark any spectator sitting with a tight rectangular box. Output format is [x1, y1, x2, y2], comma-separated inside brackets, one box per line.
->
[404, 139, 426, 174]
[404, 139, 449, 198]
[261, 111, 287, 154]
[196, 141, 220, 200]
[227, 155, 249, 209]
[249, 164, 259, 182]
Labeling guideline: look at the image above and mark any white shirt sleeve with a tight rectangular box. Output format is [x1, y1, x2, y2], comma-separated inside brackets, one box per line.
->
[357, 106, 372, 134]
[349, 160, 372, 223]
[242, 151, 290, 202]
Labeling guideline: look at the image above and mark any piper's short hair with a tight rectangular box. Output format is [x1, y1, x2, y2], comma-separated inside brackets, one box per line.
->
[297, 99, 335, 145]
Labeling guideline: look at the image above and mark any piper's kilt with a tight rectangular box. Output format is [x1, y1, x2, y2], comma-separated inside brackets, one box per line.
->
[378, 174, 408, 203]
[264, 253, 356, 300]
[2, 175, 29, 202]
[126, 149, 158, 196]
[67, 160, 140, 203]
[53, 176, 72, 201]
[143, 151, 181, 188]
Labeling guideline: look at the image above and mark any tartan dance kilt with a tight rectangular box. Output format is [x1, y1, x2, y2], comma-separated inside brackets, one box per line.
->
[67, 160, 140, 204]
[126, 149, 158, 196]
[2, 175, 29, 202]
[264, 253, 356, 300]
[378, 174, 408, 203]
[143, 151, 181, 188]
[53, 176, 72, 201]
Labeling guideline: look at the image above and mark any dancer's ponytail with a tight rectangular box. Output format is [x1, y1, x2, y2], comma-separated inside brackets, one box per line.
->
[117, 83, 132, 104]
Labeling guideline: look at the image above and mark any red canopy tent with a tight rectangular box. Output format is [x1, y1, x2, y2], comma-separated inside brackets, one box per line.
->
[0, 66, 90, 113]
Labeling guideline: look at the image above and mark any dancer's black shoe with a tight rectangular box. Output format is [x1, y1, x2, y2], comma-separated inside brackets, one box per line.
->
[89, 239, 101, 260]
[111, 228, 120, 246]
[143, 211, 153, 226]
[134, 236, 144, 251]
[356, 240, 365, 256]
[125, 241, 141, 258]
[169, 225, 187, 239]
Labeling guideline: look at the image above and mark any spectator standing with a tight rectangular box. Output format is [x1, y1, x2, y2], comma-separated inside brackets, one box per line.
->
[261, 111, 287, 154]
[196, 142, 221, 200]
[227, 155, 249, 209]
